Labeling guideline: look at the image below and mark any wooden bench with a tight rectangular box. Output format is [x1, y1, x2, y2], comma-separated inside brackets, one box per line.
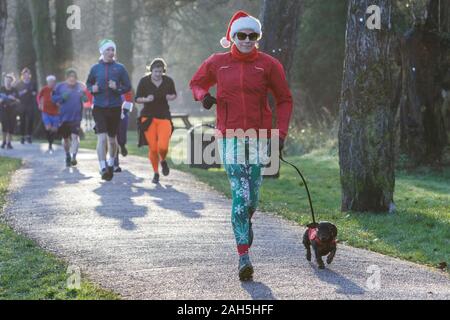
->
[171, 113, 193, 130]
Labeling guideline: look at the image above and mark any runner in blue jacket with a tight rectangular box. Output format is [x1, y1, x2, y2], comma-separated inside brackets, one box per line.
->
[86, 39, 132, 181]
[52, 69, 87, 167]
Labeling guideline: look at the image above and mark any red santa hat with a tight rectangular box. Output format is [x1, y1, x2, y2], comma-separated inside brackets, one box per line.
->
[220, 11, 262, 48]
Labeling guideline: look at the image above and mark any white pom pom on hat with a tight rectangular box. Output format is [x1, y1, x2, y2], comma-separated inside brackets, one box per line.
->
[220, 11, 262, 48]
[220, 37, 231, 48]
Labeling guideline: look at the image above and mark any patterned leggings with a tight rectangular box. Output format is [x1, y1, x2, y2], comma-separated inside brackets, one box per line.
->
[219, 138, 266, 256]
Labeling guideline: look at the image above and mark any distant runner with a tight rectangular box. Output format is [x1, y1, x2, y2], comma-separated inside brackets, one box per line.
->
[52, 69, 86, 167]
[0, 73, 20, 149]
[38, 75, 60, 152]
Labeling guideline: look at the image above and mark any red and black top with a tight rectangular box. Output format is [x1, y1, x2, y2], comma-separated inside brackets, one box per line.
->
[190, 45, 293, 139]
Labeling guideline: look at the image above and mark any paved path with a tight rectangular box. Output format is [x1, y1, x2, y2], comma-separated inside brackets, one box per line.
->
[1, 144, 449, 300]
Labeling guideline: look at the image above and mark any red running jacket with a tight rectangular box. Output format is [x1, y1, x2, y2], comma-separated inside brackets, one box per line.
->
[190, 49, 293, 139]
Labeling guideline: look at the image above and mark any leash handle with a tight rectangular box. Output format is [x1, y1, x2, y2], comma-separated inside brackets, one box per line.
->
[279, 155, 317, 224]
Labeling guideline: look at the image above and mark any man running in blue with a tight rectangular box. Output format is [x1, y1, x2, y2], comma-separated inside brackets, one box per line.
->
[86, 39, 132, 181]
[52, 69, 87, 167]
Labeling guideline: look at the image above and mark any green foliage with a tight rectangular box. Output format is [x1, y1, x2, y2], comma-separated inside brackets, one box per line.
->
[285, 122, 338, 156]
[393, 0, 430, 32]
[293, 0, 347, 122]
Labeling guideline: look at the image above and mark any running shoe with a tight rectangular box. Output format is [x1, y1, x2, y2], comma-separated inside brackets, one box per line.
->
[66, 154, 72, 167]
[238, 254, 254, 281]
[100, 168, 108, 180]
[152, 173, 160, 184]
[161, 160, 170, 176]
[107, 166, 114, 181]
[101, 168, 113, 181]
[71, 159, 78, 166]
[120, 144, 128, 157]
[114, 166, 122, 173]
[1, 142, 6, 149]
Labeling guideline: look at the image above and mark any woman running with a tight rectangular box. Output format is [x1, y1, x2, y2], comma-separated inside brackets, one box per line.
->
[38, 75, 60, 152]
[52, 69, 87, 167]
[86, 39, 132, 181]
[135, 58, 177, 184]
[190, 11, 293, 281]
[15, 68, 37, 144]
[0, 73, 20, 149]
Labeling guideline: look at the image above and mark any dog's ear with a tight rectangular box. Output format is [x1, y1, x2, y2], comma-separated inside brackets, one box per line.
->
[329, 224, 338, 238]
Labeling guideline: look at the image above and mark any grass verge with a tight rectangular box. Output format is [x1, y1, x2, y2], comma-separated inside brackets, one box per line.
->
[0, 157, 119, 300]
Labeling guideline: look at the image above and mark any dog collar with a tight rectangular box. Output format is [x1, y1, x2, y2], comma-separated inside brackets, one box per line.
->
[308, 227, 336, 245]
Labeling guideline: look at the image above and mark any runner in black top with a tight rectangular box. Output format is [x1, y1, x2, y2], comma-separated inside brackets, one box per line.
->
[135, 58, 177, 183]
[0, 74, 20, 149]
[15, 68, 38, 144]
[136, 73, 176, 120]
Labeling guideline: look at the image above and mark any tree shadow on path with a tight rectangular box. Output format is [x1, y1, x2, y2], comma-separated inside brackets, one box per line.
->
[93, 170, 148, 231]
[136, 183, 204, 219]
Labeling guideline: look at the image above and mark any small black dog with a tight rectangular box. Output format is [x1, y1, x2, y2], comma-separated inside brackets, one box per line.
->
[303, 221, 337, 269]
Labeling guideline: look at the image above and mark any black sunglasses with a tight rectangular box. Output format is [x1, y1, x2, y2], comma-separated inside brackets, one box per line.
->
[236, 32, 260, 41]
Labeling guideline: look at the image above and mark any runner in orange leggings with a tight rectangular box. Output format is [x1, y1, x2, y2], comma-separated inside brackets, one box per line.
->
[142, 117, 172, 176]
[135, 58, 177, 183]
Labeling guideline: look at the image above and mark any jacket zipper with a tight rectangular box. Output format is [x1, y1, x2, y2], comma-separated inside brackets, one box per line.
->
[260, 98, 264, 127]
[105, 63, 109, 106]
[240, 63, 246, 130]
[224, 101, 228, 126]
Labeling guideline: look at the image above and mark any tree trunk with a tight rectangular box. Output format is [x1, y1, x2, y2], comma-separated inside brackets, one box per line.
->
[27, 0, 55, 86]
[259, 0, 302, 82]
[339, 0, 399, 213]
[258, 0, 302, 178]
[148, 14, 165, 58]
[55, 0, 74, 79]
[15, 0, 37, 79]
[113, 0, 138, 130]
[0, 0, 6, 77]
[113, 0, 135, 78]
[398, 0, 449, 165]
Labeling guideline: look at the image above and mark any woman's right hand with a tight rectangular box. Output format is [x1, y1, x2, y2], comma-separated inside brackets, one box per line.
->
[145, 95, 154, 102]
